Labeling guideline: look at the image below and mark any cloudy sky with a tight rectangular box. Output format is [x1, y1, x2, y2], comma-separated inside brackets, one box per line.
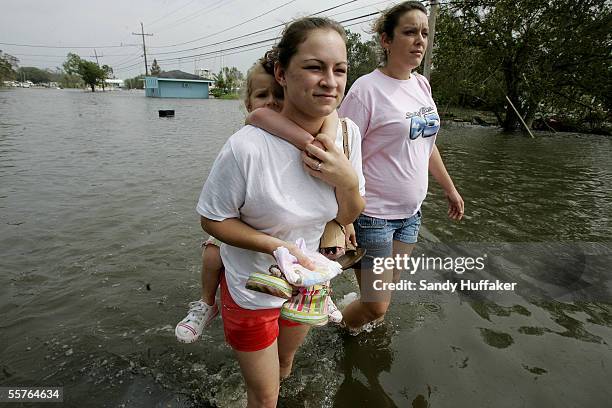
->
[1, 0, 401, 79]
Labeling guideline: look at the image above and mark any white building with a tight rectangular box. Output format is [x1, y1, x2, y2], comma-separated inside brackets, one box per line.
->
[195, 68, 214, 80]
[104, 79, 125, 90]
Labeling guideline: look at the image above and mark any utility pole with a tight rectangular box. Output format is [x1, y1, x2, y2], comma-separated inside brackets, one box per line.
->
[423, 0, 439, 81]
[92, 48, 105, 91]
[132, 22, 153, 75]
[93, 48, 100, 65]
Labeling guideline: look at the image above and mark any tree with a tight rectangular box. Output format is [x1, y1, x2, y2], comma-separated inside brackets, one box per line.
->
[0, 51, 19, 82]
[212, 66, 244, 96]
[80, 61, 105, 92]
[345, 30, 379, 92]
[124, 74, 145, 90]
[150, 59, 161, 76]
[17, 67, 51, 83]
[433, 0, 612, 131]
[101, 64, 113, 91]
[212, 70, 226, 97]
[45, 65, 82, 88]
[58, 72, 83, 89]
[62, 52, 107, 92]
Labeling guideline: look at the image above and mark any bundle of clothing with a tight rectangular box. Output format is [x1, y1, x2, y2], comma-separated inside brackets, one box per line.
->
[246, 238, 345, 326]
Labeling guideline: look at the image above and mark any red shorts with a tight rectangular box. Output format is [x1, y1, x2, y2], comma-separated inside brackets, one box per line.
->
[220, 274, 300, 352]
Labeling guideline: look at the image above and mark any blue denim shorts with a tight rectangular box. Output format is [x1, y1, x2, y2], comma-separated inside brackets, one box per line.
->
[353, 212, 422, 265]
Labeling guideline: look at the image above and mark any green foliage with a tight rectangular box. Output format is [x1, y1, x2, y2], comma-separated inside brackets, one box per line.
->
[102, 64, 113, 79]
[63, 52, 108, 92]
[0, 51, 19, 82]
[62, 53, 81, 76]
[80, 61, 105, 92]
[432, 0, 612, 130]
[216, 93, 240, 100]
[345, 30, 379, 92]
[213, 66, 244, 96]
[17, 67, 51, 83]
[58, 73, 83, 89]
[210, 87, 224, 98]
[150, 59, 161, 76]
[124, 74, 144, 90]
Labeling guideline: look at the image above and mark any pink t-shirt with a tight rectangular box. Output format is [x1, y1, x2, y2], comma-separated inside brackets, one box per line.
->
[339, 69, 439, 219]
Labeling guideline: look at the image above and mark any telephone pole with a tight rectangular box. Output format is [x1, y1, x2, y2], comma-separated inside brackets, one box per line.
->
[93, 48, 100, 65]
[423, 0, 439, 81]
[132, 22, 153, 75]
[92, 48, 105, 91]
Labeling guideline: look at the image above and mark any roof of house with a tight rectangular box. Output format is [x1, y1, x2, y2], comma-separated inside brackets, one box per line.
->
[157, 70, 205, 80]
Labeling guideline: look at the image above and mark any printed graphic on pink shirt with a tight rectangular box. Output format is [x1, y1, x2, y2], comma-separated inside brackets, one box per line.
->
[406, 107, 440, 140]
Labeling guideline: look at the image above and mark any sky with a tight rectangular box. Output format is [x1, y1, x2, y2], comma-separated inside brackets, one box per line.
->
[0, 0, 402, 79]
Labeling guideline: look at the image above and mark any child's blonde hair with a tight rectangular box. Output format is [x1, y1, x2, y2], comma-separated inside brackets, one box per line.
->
[244, 48, 283, 110]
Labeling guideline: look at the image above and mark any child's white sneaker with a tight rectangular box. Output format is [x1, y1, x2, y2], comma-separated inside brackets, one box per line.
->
[327, 297, 343, 324]
[175, 300, 219, 343]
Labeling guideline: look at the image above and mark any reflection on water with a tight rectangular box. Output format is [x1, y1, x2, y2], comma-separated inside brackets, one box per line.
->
[334, 326, 396, 408]
[0, 89, 611, 406]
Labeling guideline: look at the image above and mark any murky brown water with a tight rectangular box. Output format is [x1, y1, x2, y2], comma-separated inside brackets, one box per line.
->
[1, 88, 611, 407]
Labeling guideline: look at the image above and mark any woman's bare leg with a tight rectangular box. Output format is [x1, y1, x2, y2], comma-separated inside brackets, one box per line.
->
[234, 341, 281, 408]
[277, 324, 311, 379]
[342, 242, 415, 329]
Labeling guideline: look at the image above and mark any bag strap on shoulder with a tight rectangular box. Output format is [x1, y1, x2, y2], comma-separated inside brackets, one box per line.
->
[341, 118, 349, 159]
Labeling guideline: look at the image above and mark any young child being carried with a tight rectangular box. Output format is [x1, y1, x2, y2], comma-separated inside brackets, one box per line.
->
[175, 49, 363, 343]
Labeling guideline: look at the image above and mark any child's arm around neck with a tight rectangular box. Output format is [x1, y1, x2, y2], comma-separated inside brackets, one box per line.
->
[246, 108, 338, 151]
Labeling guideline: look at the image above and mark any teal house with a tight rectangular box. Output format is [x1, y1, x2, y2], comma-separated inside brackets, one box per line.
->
[145, 70, 214, 99]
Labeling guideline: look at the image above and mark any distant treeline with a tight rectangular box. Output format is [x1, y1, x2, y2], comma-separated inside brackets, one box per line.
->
[0, 58, 82, 89]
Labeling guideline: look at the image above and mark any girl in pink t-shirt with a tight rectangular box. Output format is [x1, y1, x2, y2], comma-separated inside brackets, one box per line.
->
[337, 1, 464, 331]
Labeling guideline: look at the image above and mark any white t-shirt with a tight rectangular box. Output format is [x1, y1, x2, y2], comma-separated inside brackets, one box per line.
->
[338, 69, 439, 219]
[196, 120, 365, 310]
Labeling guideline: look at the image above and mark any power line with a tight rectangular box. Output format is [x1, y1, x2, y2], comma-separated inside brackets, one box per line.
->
[7, 52, 137, 58]
[114, 14, 379, 76]
[147, 0, 360, 57]
[330, 0, 395, 18]
[152, 13, 379, 64]
[0, 41, 137, 49]
[153, 0, 237, 34]
[150, 0, 299, 49]
[144, 0, 201, 28]
[311, 0, 358, 16]
[111, 51, 144, 68]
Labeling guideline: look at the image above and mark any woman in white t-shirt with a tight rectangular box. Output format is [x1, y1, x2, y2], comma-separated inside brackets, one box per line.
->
[197, 17, 365, 406]
[337, 1, 465, 331]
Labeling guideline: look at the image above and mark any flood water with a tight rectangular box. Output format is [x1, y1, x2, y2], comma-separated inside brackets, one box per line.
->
[1, 88, 611, 407]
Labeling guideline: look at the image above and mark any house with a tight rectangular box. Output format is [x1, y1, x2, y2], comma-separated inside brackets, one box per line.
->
[145, 70, 214, 99]
[104, 78, 124, 90]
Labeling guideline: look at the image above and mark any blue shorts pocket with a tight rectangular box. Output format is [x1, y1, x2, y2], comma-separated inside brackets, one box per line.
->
[355, 215, 392, 249]
[356, 215, 387, 229]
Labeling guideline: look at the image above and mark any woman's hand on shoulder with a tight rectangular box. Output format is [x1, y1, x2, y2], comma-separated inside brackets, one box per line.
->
[302, 132, 358, 191]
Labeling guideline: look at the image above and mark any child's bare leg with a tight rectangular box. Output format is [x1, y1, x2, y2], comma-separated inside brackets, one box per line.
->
[201, 244, 222, 305]
[175, 243, 222, 343]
